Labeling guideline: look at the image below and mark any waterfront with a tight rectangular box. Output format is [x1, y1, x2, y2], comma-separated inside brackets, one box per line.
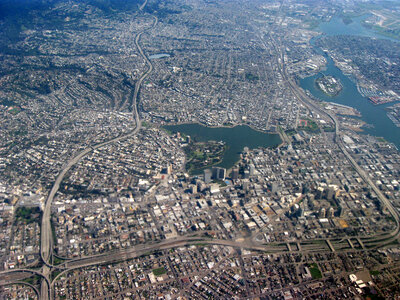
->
[300, 15, 400, 149]
[149, 53, 171, 59]
[318, 15, 399, 42]
[163, 124, 281, 173]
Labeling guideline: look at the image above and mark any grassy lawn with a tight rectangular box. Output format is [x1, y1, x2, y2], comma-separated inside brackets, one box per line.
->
[285, 129, 297, 136]
[8, 107, 21, 115]
[22, 275, 41, 285]
[308, 263, 322, 279]
[15, 207, 41, 224]
[141, 121, 151, 128]
[369, 270, 381, 276]
[52, 270, 62, 279]
[297, 118, 320, 133]
[365, 293, 385, 300]
[152, 267, 166, 276]
[53, 256, 65, 265]
[376, 137, 386, 143]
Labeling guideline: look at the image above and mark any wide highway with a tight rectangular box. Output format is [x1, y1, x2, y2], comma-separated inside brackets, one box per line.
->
[4, 3, 399, 299]
[38, 2, 156, 299]
[269, 34, 400, 243]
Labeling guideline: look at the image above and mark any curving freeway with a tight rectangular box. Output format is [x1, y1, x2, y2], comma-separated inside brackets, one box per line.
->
[269, 34, 400, 244]
[38, 4, 157, 300]
[5, 3, 400, 299]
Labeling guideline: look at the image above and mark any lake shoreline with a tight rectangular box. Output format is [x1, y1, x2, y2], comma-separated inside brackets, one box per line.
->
[162, 122, 282, 172]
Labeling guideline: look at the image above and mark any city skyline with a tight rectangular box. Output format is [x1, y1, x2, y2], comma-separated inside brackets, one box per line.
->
[0, 0, 400, 299]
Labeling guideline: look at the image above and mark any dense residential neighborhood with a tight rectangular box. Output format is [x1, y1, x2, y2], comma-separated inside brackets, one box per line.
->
[1, 0, 400, 299]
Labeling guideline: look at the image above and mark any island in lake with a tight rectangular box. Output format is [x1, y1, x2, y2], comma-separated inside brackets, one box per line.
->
[315, 74, 343, 97]
[163, 124, 282, 174]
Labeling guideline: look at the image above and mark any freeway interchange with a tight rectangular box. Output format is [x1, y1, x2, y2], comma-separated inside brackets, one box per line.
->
[1, 2, 400, 300]
[37, 7, 156, 300]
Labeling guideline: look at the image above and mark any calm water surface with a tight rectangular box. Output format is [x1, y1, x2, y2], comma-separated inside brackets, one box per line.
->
[299, 15, 400, 149]
[149, 53, 170, 59]
[164, 124, 281, 173]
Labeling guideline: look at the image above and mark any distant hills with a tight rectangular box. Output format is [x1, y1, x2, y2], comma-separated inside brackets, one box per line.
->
[0, 0, 144, 20]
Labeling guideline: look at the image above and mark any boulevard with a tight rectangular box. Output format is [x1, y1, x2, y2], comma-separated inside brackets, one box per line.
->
[1, 0, 400, 299]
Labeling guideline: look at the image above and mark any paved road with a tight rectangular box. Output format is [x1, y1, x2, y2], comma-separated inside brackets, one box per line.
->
[0, 281, 40, 299]
[119, 16, 157, 111]
[2, 233, 397, 297]
[48, 236, 358, 274]
[284, 68, 400, 242]
[139, 0, 148, 11]
[7, 3, 400, 299]
[39, 2, 156, 299]
[270, 35, 400, 243]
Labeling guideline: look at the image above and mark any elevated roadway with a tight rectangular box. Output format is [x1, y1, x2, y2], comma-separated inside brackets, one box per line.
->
[9, 3, 400, 299]
[38, 1, 156, 298]
[269, 34, 400, 244]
